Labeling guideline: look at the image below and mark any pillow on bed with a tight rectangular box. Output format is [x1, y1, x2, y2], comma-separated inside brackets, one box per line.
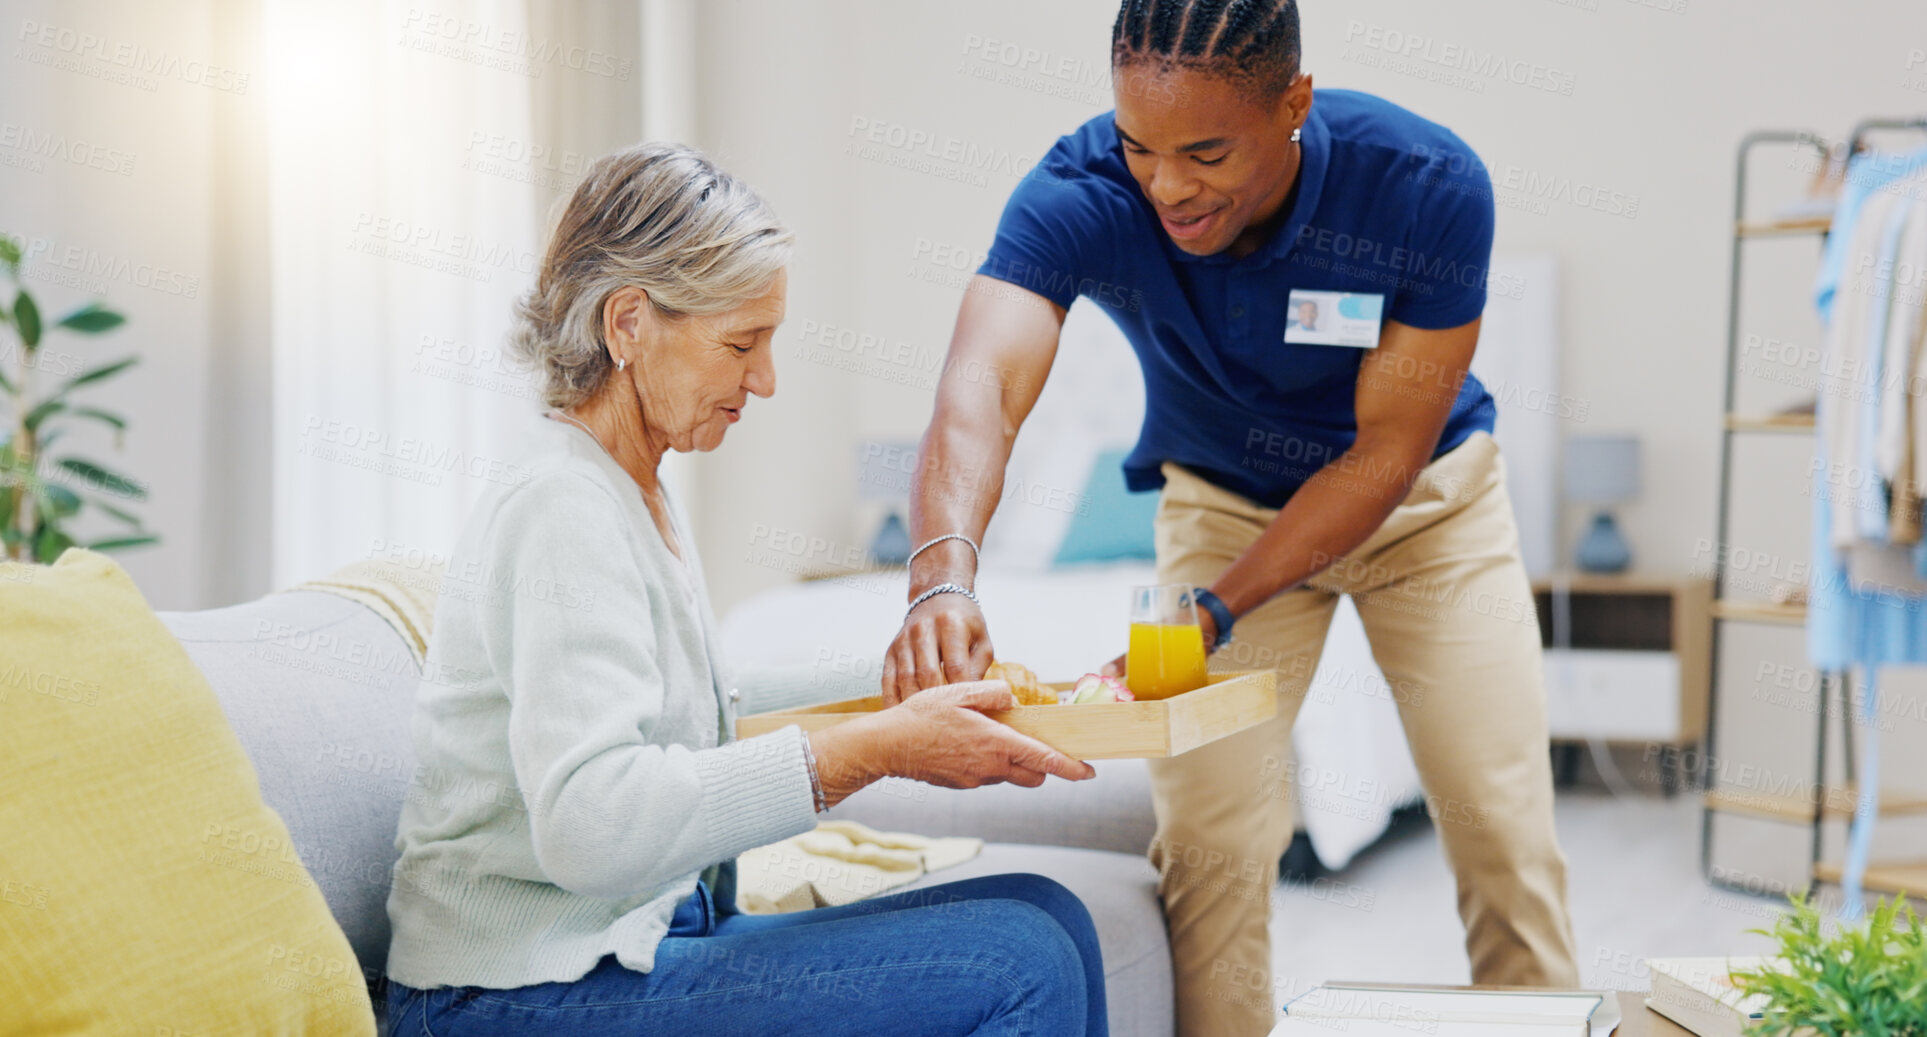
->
[1054, 448, 1159, 565]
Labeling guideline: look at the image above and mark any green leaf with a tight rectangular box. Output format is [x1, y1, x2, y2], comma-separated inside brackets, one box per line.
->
[56, 457, 145, 500]
[0, 236, 20, 273]
[32, 481, 80, 520]
[54, 302, 124, 334]
[62, 406, 126, 431]
[23, 399, 65, 432]
[54, 356, 137, 398]
[0, 365, 13, 394]
[85, 534, 156, 552]
[1732, 893, 1927, 1035]
[88, 496, 142, 526]
[32, 522, 72, 563]
[14, 290, 40, 348]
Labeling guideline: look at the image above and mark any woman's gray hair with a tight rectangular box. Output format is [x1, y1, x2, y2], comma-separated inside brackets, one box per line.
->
[509, 141, 793, 409]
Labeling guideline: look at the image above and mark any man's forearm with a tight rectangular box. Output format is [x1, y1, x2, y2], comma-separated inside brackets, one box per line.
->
[906, 396, 1012, 596]
[1208, 439, 1432, 618]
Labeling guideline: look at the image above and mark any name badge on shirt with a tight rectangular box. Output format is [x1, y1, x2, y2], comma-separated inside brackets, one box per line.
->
[1283, 289, 1385, 349]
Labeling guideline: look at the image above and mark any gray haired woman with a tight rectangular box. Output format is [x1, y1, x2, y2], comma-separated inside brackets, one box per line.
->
[382, 142, 1110, 1037]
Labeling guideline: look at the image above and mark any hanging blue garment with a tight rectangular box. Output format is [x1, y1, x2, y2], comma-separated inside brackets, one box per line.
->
[1815, 146, 1927, 323]
[1806, 145, 1927, 916]
[1808, 146, 1927, 671]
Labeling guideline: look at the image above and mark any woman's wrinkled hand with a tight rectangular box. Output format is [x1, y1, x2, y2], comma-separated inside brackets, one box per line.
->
[882, 680, 1095, 788]
[811, 680, 1094, 806]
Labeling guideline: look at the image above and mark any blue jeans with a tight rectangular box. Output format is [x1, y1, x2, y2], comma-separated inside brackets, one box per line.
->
[386, 872, 1108, 1036]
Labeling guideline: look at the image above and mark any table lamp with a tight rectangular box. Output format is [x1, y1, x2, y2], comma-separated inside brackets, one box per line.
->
[855, 439, 918, 566]
[1564, 435, 1639, 573]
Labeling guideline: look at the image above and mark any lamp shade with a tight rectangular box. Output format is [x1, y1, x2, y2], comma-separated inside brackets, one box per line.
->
[1563, 435, 1640, 505]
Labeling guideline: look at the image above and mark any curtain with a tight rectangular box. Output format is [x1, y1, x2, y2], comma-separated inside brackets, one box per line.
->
[264, 0, 650, 585]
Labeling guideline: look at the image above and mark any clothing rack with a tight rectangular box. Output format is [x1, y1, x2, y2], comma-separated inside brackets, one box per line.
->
[1701, 115, 1927, 902]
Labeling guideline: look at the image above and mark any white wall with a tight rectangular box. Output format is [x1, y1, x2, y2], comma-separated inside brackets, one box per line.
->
[687, 0, 1927, 618]
[0, 0, 268, 610]
[9, 0, 1923, 623]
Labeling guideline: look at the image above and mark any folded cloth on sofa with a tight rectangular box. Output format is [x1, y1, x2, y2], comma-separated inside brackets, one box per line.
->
[735, 820, 983, 913]
[293, 557, 444, 666]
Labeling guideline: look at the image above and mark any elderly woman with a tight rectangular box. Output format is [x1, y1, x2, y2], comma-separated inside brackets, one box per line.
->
[381, 142, 1110, 1037]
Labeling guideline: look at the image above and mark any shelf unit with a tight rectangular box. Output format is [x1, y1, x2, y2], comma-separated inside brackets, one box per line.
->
[1702, 119, 1927, 901]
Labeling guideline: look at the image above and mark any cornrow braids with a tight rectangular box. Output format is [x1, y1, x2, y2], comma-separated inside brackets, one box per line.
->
[1111, 0, 1301, 102]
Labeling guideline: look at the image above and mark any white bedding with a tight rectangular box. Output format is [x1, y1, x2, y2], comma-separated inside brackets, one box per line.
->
[718, 561, 1424, 869]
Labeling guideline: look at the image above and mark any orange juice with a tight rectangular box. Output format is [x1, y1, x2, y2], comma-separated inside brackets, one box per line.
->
[1126, 622, 1208, 700]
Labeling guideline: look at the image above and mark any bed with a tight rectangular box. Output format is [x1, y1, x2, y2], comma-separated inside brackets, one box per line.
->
[720, 256, 1558, 870]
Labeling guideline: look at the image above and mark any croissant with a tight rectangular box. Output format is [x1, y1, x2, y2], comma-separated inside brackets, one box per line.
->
[984, 660, 1058, 706]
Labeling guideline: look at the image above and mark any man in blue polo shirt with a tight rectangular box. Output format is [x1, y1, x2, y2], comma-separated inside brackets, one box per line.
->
[882, 3, 1579, 1033]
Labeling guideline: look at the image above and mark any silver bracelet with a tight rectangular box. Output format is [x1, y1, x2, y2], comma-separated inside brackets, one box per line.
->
[907, 533, 980, 566]
[800, 732, 827, 813]
[907, 582, 978, 616]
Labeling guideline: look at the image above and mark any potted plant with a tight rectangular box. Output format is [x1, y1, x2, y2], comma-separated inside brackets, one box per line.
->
[1730, 893, 1927, 1036]
[0, 234, 156, 562]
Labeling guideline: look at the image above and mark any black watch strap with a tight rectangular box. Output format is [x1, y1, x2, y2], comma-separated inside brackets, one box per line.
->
[1193, 587, 1235, 651]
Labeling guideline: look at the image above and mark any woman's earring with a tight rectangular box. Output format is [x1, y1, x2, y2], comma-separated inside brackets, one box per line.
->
[616, 358, 628, 372]
[1291, 127, 1302, 143]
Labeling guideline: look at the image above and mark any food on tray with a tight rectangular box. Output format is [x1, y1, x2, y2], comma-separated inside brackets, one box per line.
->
[1069, 673, 1134, 704]
[984, 660, 1057, 706]
[983, 662, 1136, 706]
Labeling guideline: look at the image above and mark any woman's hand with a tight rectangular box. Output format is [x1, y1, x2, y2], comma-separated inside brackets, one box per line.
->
[811, 680, 1094, 807]
[881, 593, 995, 705]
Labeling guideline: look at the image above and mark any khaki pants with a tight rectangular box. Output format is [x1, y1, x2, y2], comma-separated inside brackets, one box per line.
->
[1147, 432, 1579, 1037]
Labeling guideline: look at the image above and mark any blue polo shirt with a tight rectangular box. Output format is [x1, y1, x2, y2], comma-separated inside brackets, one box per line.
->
[978, 88, 1498, 509]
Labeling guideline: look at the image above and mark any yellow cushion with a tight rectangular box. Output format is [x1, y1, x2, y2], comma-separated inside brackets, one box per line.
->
[0, 550, 374, 1034]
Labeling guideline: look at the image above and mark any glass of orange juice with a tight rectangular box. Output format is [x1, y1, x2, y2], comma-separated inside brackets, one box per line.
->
[1126, 584, 1209, 701]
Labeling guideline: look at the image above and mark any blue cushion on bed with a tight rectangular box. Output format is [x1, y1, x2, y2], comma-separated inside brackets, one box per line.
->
[1054, 448, 1158, 565]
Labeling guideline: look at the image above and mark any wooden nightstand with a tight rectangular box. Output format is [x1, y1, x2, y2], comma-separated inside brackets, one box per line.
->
[1531, 573, 1714, 790]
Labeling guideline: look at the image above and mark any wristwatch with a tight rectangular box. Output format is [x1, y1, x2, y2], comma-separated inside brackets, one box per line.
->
[1192, 588, 1235, 652]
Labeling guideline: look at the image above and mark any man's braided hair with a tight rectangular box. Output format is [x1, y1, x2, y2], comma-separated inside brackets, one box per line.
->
[1111, 0, 1302, 102]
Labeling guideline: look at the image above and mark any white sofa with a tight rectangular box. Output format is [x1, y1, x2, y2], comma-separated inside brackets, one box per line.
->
[158, 589, 1175, 1035]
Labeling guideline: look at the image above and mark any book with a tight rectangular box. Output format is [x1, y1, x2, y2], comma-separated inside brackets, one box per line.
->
[1269, 984, 1618, 1036]
[1643, 957, 1770, 1037]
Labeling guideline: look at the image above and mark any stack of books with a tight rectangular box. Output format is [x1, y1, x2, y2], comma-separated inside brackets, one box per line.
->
[1643, 958, 1770, 1037]
[1270, 984, 1620, 1036]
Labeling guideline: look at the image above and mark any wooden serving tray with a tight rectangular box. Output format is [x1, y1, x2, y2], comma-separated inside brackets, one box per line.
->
[737, 670, 1279, 760]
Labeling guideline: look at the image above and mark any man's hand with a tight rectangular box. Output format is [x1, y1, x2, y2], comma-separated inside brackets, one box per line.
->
[881, 275, 1066, 705]
[1206, 317, 1482, 618]
[881, 592, 995, 705]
